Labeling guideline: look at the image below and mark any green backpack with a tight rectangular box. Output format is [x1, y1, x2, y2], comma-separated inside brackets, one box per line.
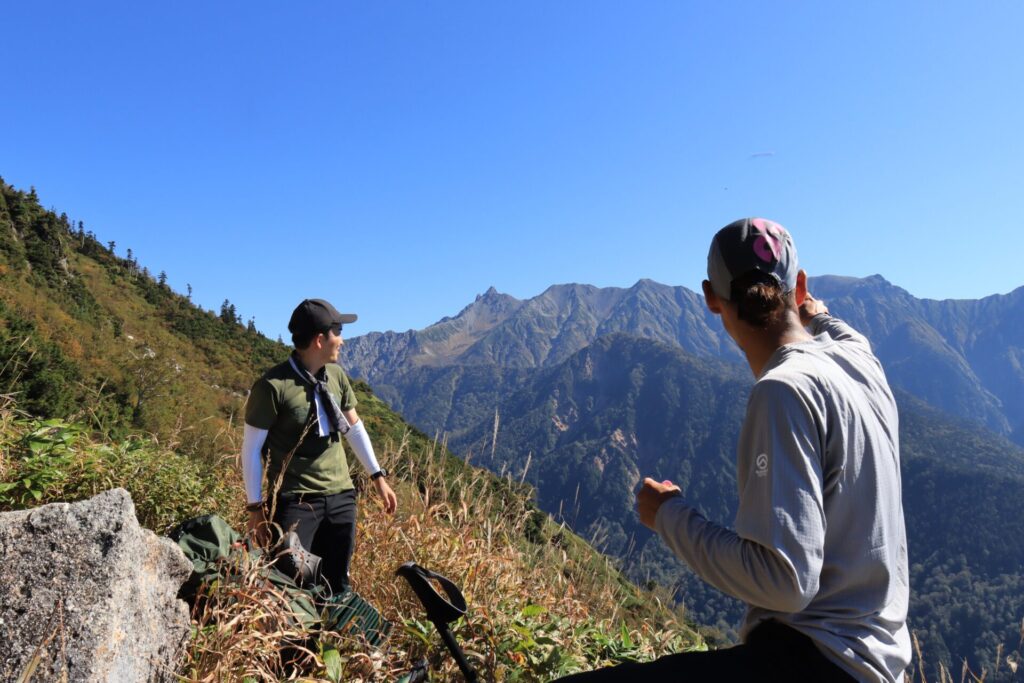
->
[169, 513, 391, 647]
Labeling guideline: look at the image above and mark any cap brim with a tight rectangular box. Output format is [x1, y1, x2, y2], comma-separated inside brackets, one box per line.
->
[339, 313, 358, 324]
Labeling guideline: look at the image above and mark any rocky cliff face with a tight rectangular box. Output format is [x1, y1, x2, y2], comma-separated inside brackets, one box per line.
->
[0, 489, 192, 682]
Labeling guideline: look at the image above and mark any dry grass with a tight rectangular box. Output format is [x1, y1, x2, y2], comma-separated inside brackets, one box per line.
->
[181, 431, 702, 682]
[0, 388, 696, 682]
[907, 619, 1024, 682]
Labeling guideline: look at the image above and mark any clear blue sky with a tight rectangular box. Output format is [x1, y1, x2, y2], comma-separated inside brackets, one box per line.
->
[2, 2, 1021, 340]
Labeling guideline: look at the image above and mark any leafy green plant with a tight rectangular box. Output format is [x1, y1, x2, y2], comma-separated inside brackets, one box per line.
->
[0, 412, 240, 531]
[321, 644, 343, 683]
[0, 419, 81, 505]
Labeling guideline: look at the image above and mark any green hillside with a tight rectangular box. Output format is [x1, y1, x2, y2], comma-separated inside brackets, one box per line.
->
[0, 178, 708, 681]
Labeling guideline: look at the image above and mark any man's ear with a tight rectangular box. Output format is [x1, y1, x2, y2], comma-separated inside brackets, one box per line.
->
[794, 270, 808, 306]
[702, 280, 723, 315]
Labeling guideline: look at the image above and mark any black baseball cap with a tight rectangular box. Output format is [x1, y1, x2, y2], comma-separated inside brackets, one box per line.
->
[288, 299, 357, 337]
[707, 218, 799, 301]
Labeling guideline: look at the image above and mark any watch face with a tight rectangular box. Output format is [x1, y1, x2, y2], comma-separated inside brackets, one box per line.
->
[372, 469, 388, 479]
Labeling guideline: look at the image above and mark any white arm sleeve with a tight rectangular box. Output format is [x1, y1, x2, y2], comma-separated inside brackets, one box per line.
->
[344, 419, 382, 475]
[241, 424, 269, 504]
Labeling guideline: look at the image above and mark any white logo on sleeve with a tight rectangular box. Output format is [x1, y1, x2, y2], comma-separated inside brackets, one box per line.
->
[755, 453, 769, 478]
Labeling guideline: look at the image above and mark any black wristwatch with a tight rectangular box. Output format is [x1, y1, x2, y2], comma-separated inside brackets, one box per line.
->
[371, 468, 388, 481]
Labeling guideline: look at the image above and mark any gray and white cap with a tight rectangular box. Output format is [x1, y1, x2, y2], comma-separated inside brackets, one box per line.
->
[707, 218, 799, 301]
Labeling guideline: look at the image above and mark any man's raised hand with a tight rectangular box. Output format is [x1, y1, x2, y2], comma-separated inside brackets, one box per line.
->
[799, 292, 829, 327]
[636, 477, 682, 530]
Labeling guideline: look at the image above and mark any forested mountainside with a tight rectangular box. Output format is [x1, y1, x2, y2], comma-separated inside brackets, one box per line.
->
[0, 180, 282, 449]
[345, 282, 1024, 678]
[0, 178, 710, 679]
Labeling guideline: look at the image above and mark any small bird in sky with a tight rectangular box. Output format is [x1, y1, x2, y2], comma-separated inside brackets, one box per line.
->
[749, 151, 776, 159]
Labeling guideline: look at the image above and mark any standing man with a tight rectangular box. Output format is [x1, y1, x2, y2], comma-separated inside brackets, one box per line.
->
[241, 298, 397, 593]
[559, 218, 910, 682]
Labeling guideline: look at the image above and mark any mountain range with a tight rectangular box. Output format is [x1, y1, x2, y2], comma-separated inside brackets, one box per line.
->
[343, 277, 1024, 677]
[344, 277, 1023, 447]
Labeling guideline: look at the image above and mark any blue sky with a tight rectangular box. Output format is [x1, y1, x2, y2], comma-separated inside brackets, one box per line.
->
[2, 2, 1021, 340]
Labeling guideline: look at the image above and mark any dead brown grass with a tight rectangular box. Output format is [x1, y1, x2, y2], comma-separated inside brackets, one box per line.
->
[182, 430, 702, 682]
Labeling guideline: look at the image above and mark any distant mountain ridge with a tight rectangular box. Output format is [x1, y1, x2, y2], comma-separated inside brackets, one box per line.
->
[345, 276, 1024, 445]
[345, 279, 742, 371]
[810, 275, 1024, 441]
[343, 280, 742, 441]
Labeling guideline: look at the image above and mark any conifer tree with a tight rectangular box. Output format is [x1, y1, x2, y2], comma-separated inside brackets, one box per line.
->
[220, 299, 239, 325]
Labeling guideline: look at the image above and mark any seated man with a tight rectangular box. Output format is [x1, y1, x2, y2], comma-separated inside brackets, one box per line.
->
[559, 219, 910, 682]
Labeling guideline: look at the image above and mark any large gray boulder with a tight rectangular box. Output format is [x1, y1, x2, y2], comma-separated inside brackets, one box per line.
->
[0, 488, 193, 682]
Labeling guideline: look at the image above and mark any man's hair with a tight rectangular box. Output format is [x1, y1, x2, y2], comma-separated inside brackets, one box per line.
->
[292, 328, 327, 350]
[730, 270, 793, 328]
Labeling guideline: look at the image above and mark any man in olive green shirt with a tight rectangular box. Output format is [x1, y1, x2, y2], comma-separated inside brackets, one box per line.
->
[241, 298, 397, 592]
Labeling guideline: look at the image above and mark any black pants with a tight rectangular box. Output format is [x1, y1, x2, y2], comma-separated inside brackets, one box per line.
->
[272, 489, 357, 593]
[554, 620, 857, 682]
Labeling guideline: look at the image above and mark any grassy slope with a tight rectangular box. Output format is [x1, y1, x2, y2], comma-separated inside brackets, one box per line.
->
[0, 396, 707, 681]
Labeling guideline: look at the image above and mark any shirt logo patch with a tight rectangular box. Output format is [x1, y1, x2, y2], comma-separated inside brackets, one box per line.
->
[755, 453, 769, 478]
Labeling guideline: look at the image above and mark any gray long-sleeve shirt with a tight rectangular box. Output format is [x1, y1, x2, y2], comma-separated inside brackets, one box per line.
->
[655, 315, 911, 682]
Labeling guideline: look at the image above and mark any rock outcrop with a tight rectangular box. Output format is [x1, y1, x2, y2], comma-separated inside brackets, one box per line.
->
[0, 488, 192, 682]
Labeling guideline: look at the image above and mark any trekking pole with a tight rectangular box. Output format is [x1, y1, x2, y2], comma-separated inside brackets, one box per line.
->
[396, 562, 479, 682]
[435, 622, 477, 682]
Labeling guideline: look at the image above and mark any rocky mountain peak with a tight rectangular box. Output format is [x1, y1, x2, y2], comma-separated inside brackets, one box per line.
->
[476, 285, 501, 302]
